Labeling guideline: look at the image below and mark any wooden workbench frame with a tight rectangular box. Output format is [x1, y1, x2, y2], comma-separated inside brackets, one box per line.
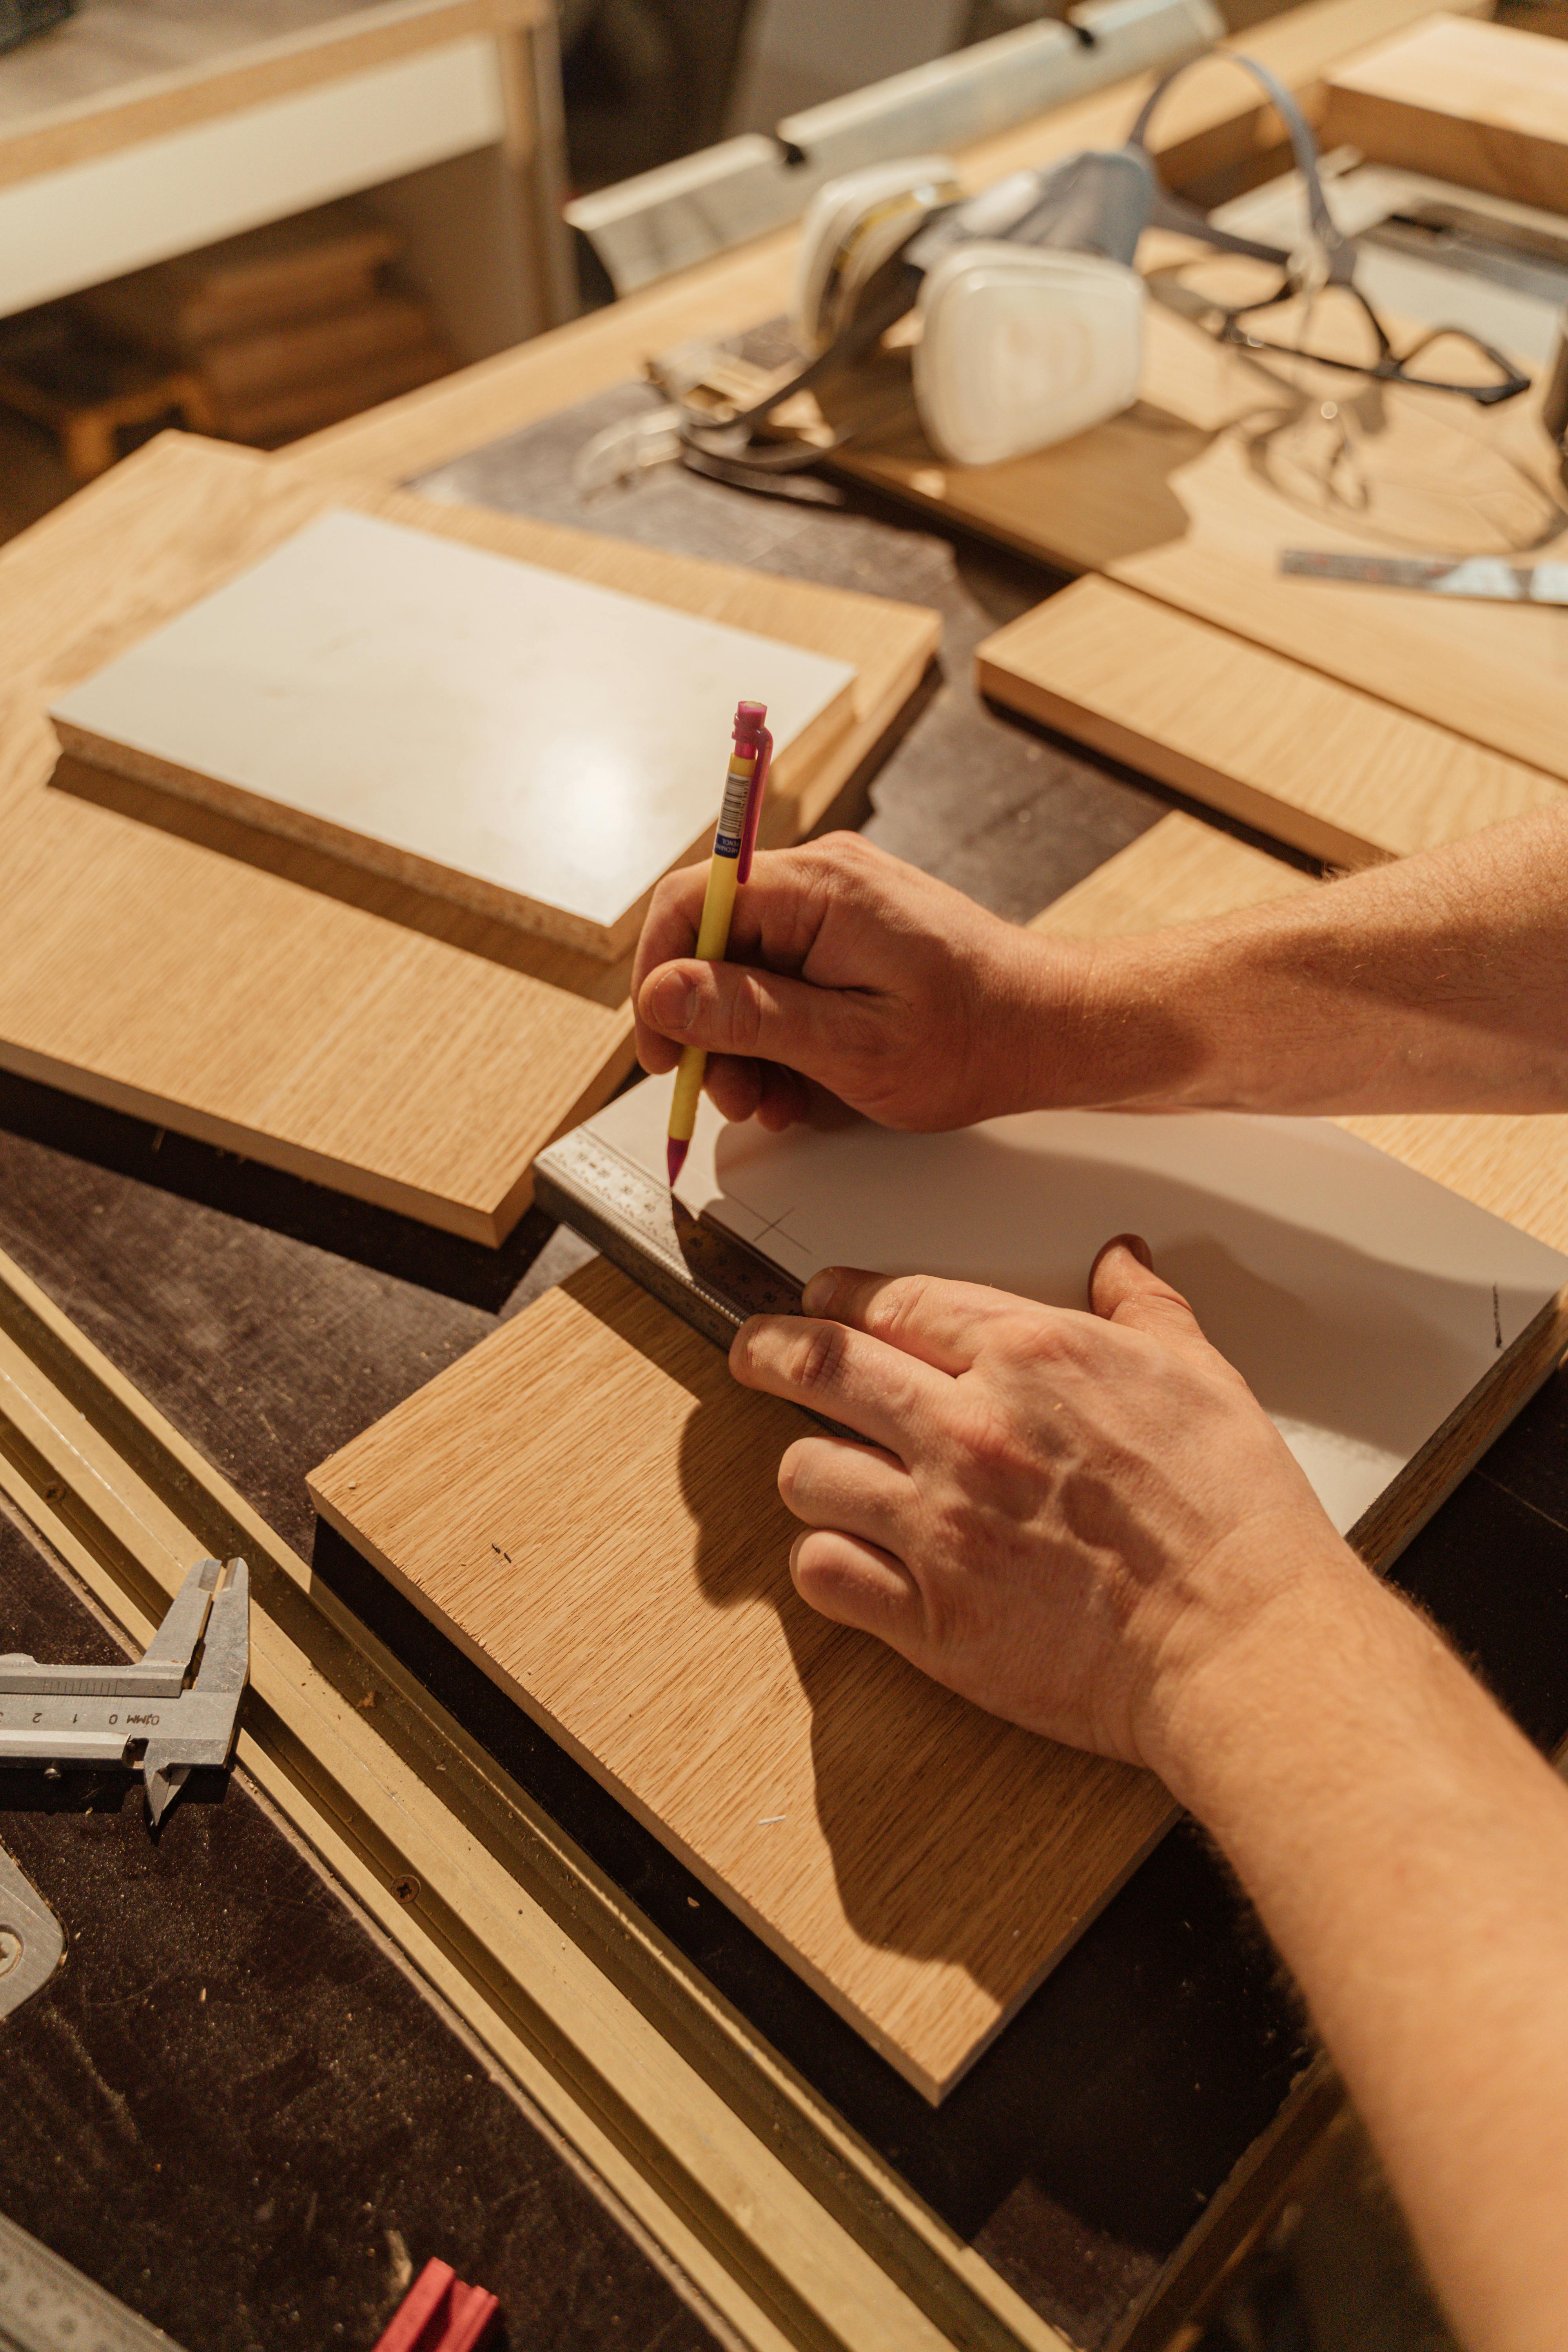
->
[0, 0, 575, 342]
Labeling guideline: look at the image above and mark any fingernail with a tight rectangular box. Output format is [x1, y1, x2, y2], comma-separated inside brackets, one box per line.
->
[801, 1269, 837, 1316]
[647, 969, 697, 1033]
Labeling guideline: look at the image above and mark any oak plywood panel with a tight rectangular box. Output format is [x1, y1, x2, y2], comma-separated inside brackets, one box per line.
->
[309, 1254, 1176, 2102]
[825, 259, 1568, 789]
[1322, 15, 1568, 215]
[1029, 807, 1317, 935]
[978, 580, 1566, 871]
[313, 811, 1568, 2093]
[0, 434, 936, 1240]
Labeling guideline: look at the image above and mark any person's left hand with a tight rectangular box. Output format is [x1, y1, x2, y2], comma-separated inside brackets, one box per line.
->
[729, 1238, 1362, 1779]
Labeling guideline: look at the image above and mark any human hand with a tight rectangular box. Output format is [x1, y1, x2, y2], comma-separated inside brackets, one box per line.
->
[729, 1237, 1367, 1785]
[633, 834, 1074, 1132]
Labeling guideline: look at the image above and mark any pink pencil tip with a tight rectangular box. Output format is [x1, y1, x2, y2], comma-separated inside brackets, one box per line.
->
[667, 1138, 689, 1187]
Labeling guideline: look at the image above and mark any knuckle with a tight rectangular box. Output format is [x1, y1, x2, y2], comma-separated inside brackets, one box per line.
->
[730, 1316, 773, 1381]
[794, 1321, 849, 1396]
[728, 976, 767, 1054]
[1002, 1308, 1074, 1369]
[952, 1399, 1027, 1478]
[831, 831, 880, 874]
[868, 1272, 931, 1347]
[776, 1438, 811, 1505]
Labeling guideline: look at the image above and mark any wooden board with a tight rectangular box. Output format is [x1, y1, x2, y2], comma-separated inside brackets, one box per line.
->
[310, 809, 1568, 2098]
[0, 433, 937, 1241]
[309, 1254, 1176, 2103]
[977, 578, 1567, 871]
[1322, 15, 1568, 215]
[824, 258, 1568, 791]
[76, 200, 401, 353]
[0, 1, 543, 192]
[50, 507, 859, 960]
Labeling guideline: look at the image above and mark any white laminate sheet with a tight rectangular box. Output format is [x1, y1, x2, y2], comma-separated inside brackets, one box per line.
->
[588, 1076, 1568, 1537]
[49, 509, 857, 938]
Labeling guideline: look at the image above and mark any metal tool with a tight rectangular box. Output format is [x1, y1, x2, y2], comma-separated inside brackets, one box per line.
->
[0, 1557, 249, 1824]
[0, 2209, 186, 2350]
[535, 1126, 801, 1348]
[1280, 549, 1568, 603]
[535, 1125, 862, 1438]
[0, 1845, 64, 2024]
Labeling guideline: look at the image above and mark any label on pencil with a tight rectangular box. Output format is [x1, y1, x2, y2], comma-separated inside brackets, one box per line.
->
[713, 757, 753, 860]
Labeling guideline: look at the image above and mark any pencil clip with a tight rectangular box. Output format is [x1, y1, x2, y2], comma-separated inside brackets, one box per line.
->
[737, 726, 773, 885]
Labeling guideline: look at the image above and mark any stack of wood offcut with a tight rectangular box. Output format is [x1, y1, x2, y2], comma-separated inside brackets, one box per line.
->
[77, 201, 452, 448]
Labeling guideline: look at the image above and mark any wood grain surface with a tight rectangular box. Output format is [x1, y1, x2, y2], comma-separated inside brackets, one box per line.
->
[0, 434, 935, 1240]
[826, 253, 1568, 788]
[309, 1252, 1177, 2103]
[311, 806, 1567, 2098]
[1322, 14, 1568, 215]
[978, 579, 1566, 871]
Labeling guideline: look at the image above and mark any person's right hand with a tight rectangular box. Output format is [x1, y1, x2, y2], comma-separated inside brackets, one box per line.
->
[633, 834, 1075, 1132]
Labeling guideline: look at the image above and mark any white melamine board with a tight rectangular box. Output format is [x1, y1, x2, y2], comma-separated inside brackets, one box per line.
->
[50, 510, 857, 946]
[588, 1078, 1568, 1539]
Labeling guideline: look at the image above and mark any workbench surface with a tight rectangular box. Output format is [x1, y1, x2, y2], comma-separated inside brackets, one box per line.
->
[3, 398, 1567, 2351]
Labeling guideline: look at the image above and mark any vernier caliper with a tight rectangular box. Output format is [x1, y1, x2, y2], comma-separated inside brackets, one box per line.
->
[0, 1557, 249, 1824]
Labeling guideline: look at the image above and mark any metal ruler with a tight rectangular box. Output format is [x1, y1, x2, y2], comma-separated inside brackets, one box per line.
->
[534, 1124, 803, 1346]
[534, 1124, 855, 1438]
[1281, 549, 1568, 603]
[0, 2211, 185, 2351]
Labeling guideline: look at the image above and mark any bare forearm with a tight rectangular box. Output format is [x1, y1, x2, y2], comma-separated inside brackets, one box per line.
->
[1022, 809, 1568, 1118]
[1152, 1561, 1568, 2352]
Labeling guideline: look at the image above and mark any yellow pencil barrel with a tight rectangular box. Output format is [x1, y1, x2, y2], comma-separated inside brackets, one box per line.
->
[666, 725, 766, 1177]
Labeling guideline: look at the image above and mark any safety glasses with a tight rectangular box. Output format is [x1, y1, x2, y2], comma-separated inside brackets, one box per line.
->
[1203, 274, 1531, 407]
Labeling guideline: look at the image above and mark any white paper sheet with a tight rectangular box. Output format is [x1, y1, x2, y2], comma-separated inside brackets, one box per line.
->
[588, 1076, 1568, 1535]
[50, 510, 856, 932]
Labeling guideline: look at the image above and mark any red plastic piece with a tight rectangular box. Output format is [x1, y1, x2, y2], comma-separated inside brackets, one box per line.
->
[372, 2258, 500, 2352]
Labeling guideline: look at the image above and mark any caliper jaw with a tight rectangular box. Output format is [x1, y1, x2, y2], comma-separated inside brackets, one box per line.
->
[142, 1559, 250, 1824]
[0, 1556, 249, 1824]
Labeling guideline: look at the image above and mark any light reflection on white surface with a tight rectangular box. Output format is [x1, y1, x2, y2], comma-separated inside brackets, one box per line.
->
[50, 511, 857, 929]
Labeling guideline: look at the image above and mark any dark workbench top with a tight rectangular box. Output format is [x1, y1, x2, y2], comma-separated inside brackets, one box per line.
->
[3, 399, 1566, 2352]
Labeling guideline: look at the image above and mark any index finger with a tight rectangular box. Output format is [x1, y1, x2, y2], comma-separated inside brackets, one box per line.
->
[800, 1267, 1035, 1375]
[632, 847, 839, 1076]
[730, 1312, 951, 1459]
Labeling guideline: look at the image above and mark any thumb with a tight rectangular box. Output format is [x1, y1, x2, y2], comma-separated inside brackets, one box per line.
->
[638, 956, 858, 1085]
[1089, 1234, 1210, 1354]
